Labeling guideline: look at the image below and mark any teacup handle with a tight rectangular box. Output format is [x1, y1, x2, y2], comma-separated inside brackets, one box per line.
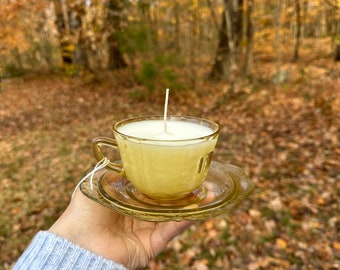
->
[92, 137, 123, 172]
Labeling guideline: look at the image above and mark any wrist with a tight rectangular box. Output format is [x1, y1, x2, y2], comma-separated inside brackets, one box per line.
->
[14, 231, 127, 270]
[48, 194, 129, 267]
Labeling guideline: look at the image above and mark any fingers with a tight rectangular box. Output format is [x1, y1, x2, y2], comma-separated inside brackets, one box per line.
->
[151, 220, 194, 256]
[162, 221, 194, 240]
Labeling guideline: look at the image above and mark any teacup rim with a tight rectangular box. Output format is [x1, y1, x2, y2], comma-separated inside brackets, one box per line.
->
[112, 115, 220, 142]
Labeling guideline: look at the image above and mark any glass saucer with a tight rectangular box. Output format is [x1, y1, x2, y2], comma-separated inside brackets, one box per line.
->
[80, 161, 254, 222]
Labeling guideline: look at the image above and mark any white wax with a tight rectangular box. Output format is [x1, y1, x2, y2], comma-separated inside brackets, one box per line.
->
[117, 120, 214, 140]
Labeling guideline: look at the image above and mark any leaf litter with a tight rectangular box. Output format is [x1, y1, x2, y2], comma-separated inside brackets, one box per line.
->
[0, 60, 339, 269]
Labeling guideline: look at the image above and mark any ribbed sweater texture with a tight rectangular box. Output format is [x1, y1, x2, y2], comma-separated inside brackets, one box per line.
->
[13, 231, 127, 270]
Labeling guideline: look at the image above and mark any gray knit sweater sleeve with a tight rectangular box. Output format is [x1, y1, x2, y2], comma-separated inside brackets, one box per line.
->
[13, 231, 127, 270]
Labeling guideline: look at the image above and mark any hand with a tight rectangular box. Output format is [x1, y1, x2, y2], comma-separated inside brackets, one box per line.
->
[49, 190, 193, 270]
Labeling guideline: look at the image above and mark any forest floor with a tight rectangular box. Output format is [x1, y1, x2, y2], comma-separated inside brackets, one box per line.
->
[0, 51, 339, 269]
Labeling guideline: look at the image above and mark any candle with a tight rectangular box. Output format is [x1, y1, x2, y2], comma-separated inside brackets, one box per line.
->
[117, 119, 214, 140]
[92, 90, 220, 200]
[113, 116, 219, 199]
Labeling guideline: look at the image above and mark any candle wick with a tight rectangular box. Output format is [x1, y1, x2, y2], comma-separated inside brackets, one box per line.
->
[163, 88, 169, 133]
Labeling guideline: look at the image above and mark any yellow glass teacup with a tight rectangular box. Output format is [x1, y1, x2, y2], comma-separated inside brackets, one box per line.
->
[92, 115, 220, 200]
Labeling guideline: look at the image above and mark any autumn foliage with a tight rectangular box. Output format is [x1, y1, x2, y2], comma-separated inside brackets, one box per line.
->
[1, 0, 340, 269]
[1, 52, 339, 269]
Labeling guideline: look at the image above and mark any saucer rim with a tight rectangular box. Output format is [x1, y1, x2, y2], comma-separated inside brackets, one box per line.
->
[97, 168, 237, 213]
[80, 161, 254, 221]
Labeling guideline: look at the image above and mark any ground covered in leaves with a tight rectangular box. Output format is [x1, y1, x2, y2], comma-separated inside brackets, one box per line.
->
[0, 57, 339, 269]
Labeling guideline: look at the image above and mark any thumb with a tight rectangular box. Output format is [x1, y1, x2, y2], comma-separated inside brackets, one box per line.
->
[151, 221, 193, 255]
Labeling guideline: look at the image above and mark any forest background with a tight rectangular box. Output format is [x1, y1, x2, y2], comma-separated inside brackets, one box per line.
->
[0, 0, 339, 269]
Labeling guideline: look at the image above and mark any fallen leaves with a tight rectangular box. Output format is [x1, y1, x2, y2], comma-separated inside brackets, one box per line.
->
[275, 238, 287, 249]
[333, 242, 340, 250]
[0, 55, 339, 269]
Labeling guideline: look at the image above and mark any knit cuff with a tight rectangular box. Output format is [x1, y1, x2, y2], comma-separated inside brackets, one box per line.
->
[13, 231, 127, 270]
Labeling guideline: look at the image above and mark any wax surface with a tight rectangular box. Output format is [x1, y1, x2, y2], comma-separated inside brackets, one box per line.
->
[117, 120, 214, 140]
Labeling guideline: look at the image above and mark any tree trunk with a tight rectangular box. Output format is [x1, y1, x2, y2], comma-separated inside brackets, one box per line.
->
[106, 0, 127, 70]
[67, 0, 90, 70]
[174, 1, 181, 53]
[293, 0, 301, 61]
[335, 42, 340, 61]
[209, 0, 249, 81]
[335, 22, 340, 61]
[52, 0, 90, 72]
[242, 0, 253, 77]
[52, 0, 74, 67]
[274, 0, 285, 83]
[189, 3, 199, 89]
[209, 6, 230, 81]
